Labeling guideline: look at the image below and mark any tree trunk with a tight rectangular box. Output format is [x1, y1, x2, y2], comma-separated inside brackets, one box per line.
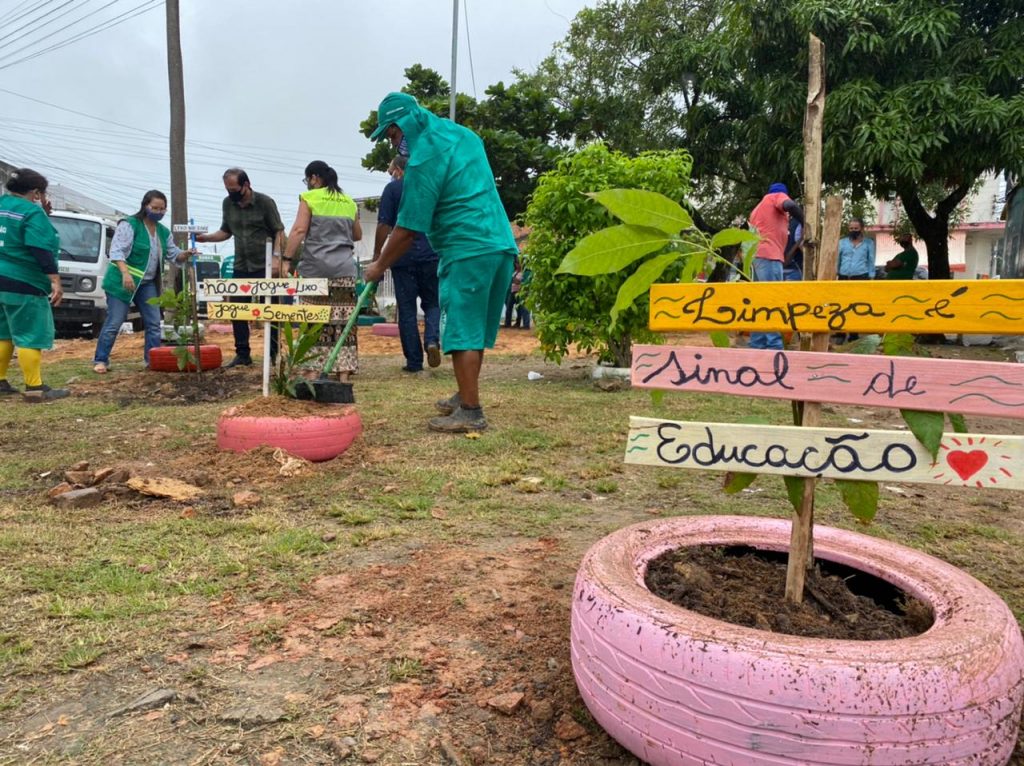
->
[166, 0, 188, 292]
[896, 181, 974, 281]
[608, 332, 632, 369]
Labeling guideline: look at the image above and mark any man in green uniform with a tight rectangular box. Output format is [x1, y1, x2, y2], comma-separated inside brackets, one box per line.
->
[885, 233, 919, 279]
[364, 92, 518, 433]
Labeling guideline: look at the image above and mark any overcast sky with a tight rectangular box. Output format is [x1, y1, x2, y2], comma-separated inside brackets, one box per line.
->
[0, 0, 592, 254]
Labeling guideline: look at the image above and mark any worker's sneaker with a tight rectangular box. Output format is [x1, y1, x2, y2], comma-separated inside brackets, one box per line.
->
[426, 343, 442, 368]
[435, 392, 462, 415]
[23, 384, 69, 403]
[428, 405, 488, 433]
[0, 380, 18, 395]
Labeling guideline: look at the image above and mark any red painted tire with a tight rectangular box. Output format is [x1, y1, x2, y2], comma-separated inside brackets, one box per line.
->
[571, 515, 1024, 766]
[149, 344, 222, 372]
[371, 322, 400, 337]
[216, 406, 361, 462]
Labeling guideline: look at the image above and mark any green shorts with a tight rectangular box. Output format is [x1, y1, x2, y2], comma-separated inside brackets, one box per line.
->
[0, 291, 55, 349]
[438, 252, 515, 353]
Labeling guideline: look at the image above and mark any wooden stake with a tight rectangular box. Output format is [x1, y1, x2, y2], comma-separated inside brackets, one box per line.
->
[785, 33, 827, 604]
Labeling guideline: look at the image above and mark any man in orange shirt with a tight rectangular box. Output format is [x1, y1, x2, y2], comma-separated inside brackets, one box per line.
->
[748, 182, 804, 350]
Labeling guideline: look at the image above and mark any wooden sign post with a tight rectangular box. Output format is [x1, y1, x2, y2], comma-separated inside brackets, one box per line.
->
[622, 33, 1024, 607]
[173, 221, 209, 380]
[198, 276, 330, 396]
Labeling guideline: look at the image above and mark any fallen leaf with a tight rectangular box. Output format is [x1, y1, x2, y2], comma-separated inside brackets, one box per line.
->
[143, 710, 164, 721]
[164, 653, 189, 664]
[381, 484, 398, 493]
[430, 508, 448, 520]
[305, 724, 326, 739]
[465, 432, 481, 440]
[56, 715, 70, 726]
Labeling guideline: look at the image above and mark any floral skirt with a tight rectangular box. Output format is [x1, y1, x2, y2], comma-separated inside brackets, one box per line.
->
[298, 277, 358, 374]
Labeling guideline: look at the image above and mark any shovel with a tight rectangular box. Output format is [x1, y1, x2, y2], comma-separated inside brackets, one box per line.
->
[295, 280, 377, 404]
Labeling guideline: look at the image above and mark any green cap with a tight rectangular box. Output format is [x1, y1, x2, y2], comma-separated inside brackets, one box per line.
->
[369, 92, 418, 141]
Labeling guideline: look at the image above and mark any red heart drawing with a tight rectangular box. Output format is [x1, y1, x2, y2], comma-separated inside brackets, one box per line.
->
[946, 450, 988, 481]
[240, 284, 252, 293]
[286, 288, 296, 295]
[251, 309, 261, 317]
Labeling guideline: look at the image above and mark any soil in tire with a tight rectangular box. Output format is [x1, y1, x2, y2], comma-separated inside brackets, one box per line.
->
[645, 545, 934, 640]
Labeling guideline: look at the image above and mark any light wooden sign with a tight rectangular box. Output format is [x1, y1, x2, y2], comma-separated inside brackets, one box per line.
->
[626, 417, 1024, 490]
[632, 345, 1024, 419]
[649, 280, 1024, 334]
[207, 302, 330, 323]
[201, 278, 328, 299]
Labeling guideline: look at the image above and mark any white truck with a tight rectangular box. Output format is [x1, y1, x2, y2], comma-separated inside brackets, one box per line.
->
[49, 209, 135, 337]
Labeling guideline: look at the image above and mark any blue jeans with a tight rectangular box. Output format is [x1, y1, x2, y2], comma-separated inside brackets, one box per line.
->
[748, 258, 783, 350]
[392, 260, 440, 370]
[783, 265, 803, 282]
[94, 279, 161, 365]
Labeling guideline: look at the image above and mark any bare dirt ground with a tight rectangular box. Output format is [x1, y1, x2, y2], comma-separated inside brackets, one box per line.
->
[2, 329, 1023, 766]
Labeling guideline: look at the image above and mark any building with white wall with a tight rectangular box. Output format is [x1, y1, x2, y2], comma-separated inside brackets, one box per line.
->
[867, 173, 1008, 279]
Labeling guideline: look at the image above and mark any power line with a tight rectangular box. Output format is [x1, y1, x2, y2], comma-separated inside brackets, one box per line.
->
[0, 0, 130, 66]
[0, 0, 76, 49]
[0, 0, 163, 72]
[0, 0, 45, 27]
[0, 90, 368, 162]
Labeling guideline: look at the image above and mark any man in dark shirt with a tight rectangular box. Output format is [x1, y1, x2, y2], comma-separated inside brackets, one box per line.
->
[374, 155, 440, 372]
[885, 233, 920, 279]
[195, 168, 285, 367]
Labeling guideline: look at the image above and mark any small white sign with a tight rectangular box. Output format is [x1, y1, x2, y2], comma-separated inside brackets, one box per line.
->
[172, 224, 209, 234]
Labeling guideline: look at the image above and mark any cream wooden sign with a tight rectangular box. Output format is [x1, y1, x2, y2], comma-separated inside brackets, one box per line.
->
[626, 417, 1024, 490]
[649, 280, 1024, 334]
[631, 345, 1024, 419]
[207, 302, 330, 323]
[201, 278, 328, 299]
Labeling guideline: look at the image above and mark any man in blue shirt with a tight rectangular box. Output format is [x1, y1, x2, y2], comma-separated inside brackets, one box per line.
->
[837, 217, 876, 280]
[373, 155, 441, 373]
[835, 217, 876, 342]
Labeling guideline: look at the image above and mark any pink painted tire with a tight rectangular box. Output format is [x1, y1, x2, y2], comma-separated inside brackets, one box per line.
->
[216, 406, 362, 462]
[571, 515, 1024, 765]
[371, 322, 400, 337]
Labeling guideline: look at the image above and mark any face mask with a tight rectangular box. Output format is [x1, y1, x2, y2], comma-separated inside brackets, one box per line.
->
[849, 230, 862, 240]
[228, 188, 245, 203]
[398, 137, 409, 157]
[146, 210, 164, 222]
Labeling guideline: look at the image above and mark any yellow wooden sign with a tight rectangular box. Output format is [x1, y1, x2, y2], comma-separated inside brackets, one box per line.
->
[207, 302, 331, 323]
[649, 280, 1024, 335]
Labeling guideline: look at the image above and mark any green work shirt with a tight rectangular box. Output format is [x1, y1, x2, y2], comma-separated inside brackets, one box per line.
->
[219, 191, 284, 273]
[396, 127, 517, 264]
[886, 245, 919, 280]
[0, 195, 59, 294]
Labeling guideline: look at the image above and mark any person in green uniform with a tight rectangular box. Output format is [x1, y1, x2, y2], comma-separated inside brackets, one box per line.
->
[0, 168, 67, 401]
[363, 92, 518, 433]
[885, 233, 919, 279]
[92, 190, 191, 373]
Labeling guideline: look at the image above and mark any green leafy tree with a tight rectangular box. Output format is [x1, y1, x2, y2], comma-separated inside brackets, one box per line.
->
[537, 0, 1024, 277]
[523, 143, 747, 367]
[359, 66, 574, 219]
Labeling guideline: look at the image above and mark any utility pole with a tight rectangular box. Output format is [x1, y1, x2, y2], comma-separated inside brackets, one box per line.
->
[166, 0, 188, 289]
[449, 0, 459, 121]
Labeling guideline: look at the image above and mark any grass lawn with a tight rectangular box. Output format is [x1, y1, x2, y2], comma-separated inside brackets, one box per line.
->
[1, 331, 1022, 765]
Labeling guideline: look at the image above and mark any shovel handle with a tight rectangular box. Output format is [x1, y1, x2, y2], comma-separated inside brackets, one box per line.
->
[321, 280, 377, 375]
